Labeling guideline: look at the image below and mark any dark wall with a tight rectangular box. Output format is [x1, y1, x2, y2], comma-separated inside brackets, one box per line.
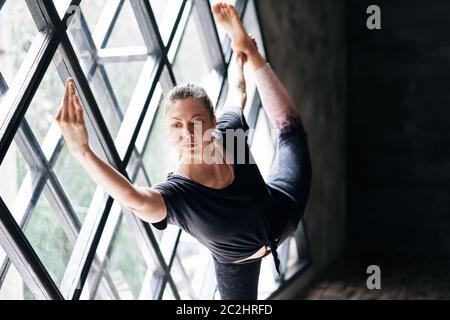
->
[347, 0, 450, 256]
[256, 0, 347, 296]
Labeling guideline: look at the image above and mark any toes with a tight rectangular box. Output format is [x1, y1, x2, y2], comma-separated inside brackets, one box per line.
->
[212, 4, 220, 13]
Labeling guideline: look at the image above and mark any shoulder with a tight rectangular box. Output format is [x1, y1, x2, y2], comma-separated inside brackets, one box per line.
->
[151, 174, 186, 198]
[216, 106, 249, 132]
[150, 175, 189, 230]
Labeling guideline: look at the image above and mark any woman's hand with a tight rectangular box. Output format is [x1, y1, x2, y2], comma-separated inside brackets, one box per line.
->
[54, 79, 166, 223]
[55, 78, 90, 160]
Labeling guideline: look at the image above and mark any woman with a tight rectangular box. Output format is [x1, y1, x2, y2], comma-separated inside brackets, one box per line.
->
[55, 3, 311, 300]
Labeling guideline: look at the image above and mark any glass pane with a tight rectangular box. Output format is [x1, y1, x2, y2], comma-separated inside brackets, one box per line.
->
[106, 0, 145, 48]
[172, 16, 210, 86]
[242, 0, 266, 58]
[103, 61, 146, 114]
[0, 141, 31, 218]
[103, 214, 152, 299]
[162, 284, 176, 300]
[24, 192, 74, 287]
[171, 14, 222, 103]
[0, 260, 35, 300]
[79, 0, 105, 33]
[90, 277, 117, 300]
[0, 0, 38, 99]
[67, 3, 151, 142]
[149, 0, 183, 44]
[82, 204, 159, 300]
[142, 103, 177, 184]
[86, 69, 122, 138]
[24, 55, 65, 147]
[175, 232, 215, 299]
[53, 144, 97, 224]
[52, 0, 71, 18]
[169, 255, 194, 299]
[286, 235, 300, 270]
[258, 255, 279, 300]
[250, 107, 276, 179]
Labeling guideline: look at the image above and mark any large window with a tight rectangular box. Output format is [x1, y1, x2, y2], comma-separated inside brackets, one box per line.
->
[0, 0, 310, 300]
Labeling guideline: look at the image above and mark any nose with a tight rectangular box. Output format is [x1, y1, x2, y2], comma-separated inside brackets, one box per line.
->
[181, 128, 194, 141]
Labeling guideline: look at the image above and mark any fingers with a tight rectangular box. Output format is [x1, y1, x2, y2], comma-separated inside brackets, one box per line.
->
[73, 94, 84, 124]
[56, 78, 84, 127]
[67, 78, 75, 122]
[57, 79, 71, 122]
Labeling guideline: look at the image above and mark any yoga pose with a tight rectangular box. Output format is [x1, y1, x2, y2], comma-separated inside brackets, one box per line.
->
[55, 3, 311, 300]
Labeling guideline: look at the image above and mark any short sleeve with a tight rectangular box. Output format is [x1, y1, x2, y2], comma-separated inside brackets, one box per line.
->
[150, 180, 186, 231]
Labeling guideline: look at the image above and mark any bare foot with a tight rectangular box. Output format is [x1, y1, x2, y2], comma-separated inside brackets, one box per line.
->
[212, 3, 256, 54]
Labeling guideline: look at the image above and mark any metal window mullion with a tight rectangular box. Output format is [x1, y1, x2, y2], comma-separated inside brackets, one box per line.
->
[0, 72, 7, 96]
[25, 0, 58, 33]
[58, 33, 123, 169]
[11, 121, 122, 297]
[96, 63, 124, 120]
[236, 0, 249, 18]
[157, 229, 182, 300]
[192, 0, 225, 72]
[67, 10, 97, 78]
[0, 198, 63, 299]
[121, 57, 165, 166]
[80, 210, 122, 299]
[97, 47, 149, 64]
[163, 0, 189, 57]
[45, 0, 123, 169]
[246, 91, 262, 145]
[44, 174, 81, 242]
[127, 160, 180, 300]
[76, 203, 124, 300]
[130, 0, 164, 55]
[114, 56, 158, 160]
[122, 212, 168, 298]
[58, 191, 115, 300]
[15, 119, 80, 241]
[54, 31, 143, 300]
[166, 1, 192, 64]
[45, 174, 122, 300]
[174, 253, 197, 299]
[138, 67, 173, 159]
[92, 0, 124, 49]
[0, 33, 59, 166]
[0, 167, 47, 289]
[88, 266, 121, 300]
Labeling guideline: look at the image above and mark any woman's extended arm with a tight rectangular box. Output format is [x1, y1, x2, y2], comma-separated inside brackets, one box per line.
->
[55, 79, 166, 223]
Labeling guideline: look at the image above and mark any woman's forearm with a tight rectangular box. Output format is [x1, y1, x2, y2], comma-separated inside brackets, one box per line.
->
[76, 148, 143, 211]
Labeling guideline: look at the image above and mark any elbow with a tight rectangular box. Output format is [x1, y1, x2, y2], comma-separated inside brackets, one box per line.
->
[121, 187, 146, 213]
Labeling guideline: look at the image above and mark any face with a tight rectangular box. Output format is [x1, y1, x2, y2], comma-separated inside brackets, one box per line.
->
[165, 99, 216, 163]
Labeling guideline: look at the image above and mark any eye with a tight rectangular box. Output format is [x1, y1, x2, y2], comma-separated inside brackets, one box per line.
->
[171, 123, 182, 128]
